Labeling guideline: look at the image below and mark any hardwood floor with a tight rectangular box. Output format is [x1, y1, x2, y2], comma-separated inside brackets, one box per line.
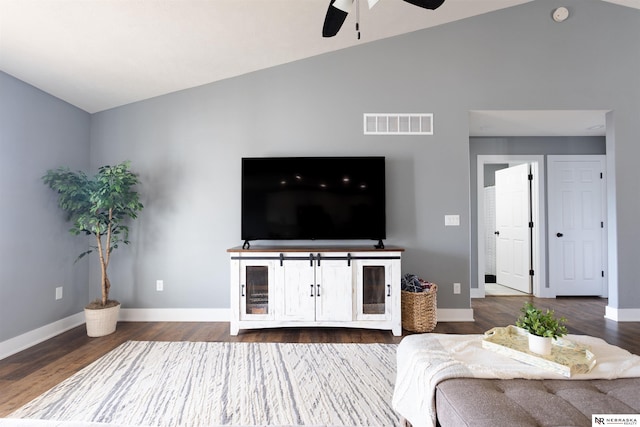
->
[1, 296, 639, 417]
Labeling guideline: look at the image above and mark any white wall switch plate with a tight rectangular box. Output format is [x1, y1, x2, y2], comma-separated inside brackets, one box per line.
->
[453, 282, 461, 294]
[55, 286, 63, 300]
[156, 280, 164, 291]
[445, 215, 460, 226]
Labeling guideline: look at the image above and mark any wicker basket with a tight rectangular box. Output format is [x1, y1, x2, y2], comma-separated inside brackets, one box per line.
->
[401, 284, 437, 333]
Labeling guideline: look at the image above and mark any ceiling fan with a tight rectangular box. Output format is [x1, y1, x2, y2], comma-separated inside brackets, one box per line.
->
[322, 0, 446, 38]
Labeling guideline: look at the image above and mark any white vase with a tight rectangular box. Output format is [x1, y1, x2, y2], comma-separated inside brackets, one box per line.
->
[528, 333, 552, 355]
[84, 303, 120, 337]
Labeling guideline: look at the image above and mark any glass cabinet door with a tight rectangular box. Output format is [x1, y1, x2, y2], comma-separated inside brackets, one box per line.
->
[356, 261, 390, 320]
[240, 262, 274, 320]
[362, 266, 386, 315]
[246, 266, 268, 315]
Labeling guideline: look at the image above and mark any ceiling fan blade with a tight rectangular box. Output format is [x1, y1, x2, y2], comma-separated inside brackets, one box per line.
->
[323, 0, 352, 37]
[402, 0, 446, 10]
[333, 0, 354, 13]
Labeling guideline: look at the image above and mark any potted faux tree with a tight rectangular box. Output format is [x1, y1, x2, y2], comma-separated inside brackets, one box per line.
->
[516, 302, 568, 355]
[43, 161, 144, 337]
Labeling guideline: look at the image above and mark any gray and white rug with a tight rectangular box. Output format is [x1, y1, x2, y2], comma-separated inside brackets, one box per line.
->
[7, 341, 400, 426]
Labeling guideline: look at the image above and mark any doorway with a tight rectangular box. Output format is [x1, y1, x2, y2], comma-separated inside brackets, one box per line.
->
[476, 155, 547, 298]
[470, 109, 612, 300]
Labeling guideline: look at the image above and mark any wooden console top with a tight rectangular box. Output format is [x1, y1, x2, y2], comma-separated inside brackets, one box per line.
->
[227, 245, 404, 253]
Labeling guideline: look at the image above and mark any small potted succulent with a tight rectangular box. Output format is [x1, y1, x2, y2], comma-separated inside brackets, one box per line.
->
[43, 161, 143, 337]
[516, 302, 568, 355]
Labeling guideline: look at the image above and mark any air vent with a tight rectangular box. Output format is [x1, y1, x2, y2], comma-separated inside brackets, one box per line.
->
[363, 113, 433, 135]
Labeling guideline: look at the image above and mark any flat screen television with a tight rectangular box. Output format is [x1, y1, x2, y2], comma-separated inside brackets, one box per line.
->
[241, 156, 386, 246]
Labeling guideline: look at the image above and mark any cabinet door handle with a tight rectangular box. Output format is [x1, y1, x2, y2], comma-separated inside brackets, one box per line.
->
[310, 284, 314, 297]
[241, 284, 245, 297]
[317, 283, 321, 297]
[387, 284, 391, 297]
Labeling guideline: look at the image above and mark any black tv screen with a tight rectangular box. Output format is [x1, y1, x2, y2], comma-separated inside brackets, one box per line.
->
[241, 157, 386, 242]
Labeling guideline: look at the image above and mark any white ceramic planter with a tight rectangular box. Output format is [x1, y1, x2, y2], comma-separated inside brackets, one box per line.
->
[528, 333, 552, 355]
[84, 303, 120, 337]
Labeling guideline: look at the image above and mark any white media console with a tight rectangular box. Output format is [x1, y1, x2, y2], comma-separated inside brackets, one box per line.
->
[228, 246, 404, 336]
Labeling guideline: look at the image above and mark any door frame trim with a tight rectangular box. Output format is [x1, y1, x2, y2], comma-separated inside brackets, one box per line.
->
[474, 155, 551, 298]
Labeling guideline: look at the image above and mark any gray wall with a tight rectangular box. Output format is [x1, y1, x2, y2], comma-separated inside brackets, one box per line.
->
[89, 0, 640, 312]
[0, 71, 90, 341]
[484, 164, 509, 188]
[3, 0, 640, 345]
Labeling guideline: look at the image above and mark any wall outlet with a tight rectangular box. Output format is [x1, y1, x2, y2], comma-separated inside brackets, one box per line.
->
[55, 286, 63, 300]
[453, 282, 461, 294]
[156, 280, 164, 291]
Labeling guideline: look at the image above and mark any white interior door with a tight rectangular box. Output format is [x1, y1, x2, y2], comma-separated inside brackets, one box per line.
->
[548, 156, 605, 296]
[495, 163, 531, 293]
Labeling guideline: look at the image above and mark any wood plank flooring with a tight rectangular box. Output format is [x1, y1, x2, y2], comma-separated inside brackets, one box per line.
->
[1, 296, 639, 417]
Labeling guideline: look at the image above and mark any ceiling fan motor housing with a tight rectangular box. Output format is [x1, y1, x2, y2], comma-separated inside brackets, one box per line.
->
[322, 0, 446, 37]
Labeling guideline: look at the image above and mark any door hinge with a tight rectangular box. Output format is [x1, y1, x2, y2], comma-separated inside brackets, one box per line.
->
[600, 172, 603, 179]
[529, 221, 534, 228]
[529, 269, 535, 276]
[528, 173, 533, 181]
[601, 221, 604, 228]
[602, 270, 605, 278]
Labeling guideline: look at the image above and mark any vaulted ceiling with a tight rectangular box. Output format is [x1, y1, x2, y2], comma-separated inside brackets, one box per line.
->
[1, 0, 637, 123]
[1, 0, 535, 113]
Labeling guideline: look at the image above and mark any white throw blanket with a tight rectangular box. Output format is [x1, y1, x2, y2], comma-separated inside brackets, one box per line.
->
[392, 333, 640, 427]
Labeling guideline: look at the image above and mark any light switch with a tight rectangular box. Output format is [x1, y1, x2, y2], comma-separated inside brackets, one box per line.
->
[445, 215, 460, 226]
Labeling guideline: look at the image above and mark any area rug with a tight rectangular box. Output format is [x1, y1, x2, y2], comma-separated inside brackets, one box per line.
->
[8, 341, 400, 426]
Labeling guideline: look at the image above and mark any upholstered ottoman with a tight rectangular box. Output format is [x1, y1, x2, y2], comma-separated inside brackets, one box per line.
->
[392, 333, 640, 427]
[435, 377, 640, 427]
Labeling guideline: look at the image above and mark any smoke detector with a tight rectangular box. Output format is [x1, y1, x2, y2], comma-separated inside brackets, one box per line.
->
[553, 7, 569, 22]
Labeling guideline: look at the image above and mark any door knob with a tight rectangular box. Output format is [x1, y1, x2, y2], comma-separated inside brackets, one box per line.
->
[556, 232, 564, 237]
[494, 231, 500, 236]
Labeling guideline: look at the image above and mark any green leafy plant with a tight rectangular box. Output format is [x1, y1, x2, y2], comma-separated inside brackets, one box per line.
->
[43, 161, 143, 308]
[516, 302, 568, 339]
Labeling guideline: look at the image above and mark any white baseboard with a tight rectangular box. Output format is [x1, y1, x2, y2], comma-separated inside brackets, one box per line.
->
[470, 288, 484, 298]
[437, 308, 475, 322]
[605, 306, 640, 322]
[119, 308, 231, 322]
[0, 312, 84, 361]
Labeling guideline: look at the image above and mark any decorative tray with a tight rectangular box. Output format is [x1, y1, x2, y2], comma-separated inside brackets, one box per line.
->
[482, 325, 596, 377]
